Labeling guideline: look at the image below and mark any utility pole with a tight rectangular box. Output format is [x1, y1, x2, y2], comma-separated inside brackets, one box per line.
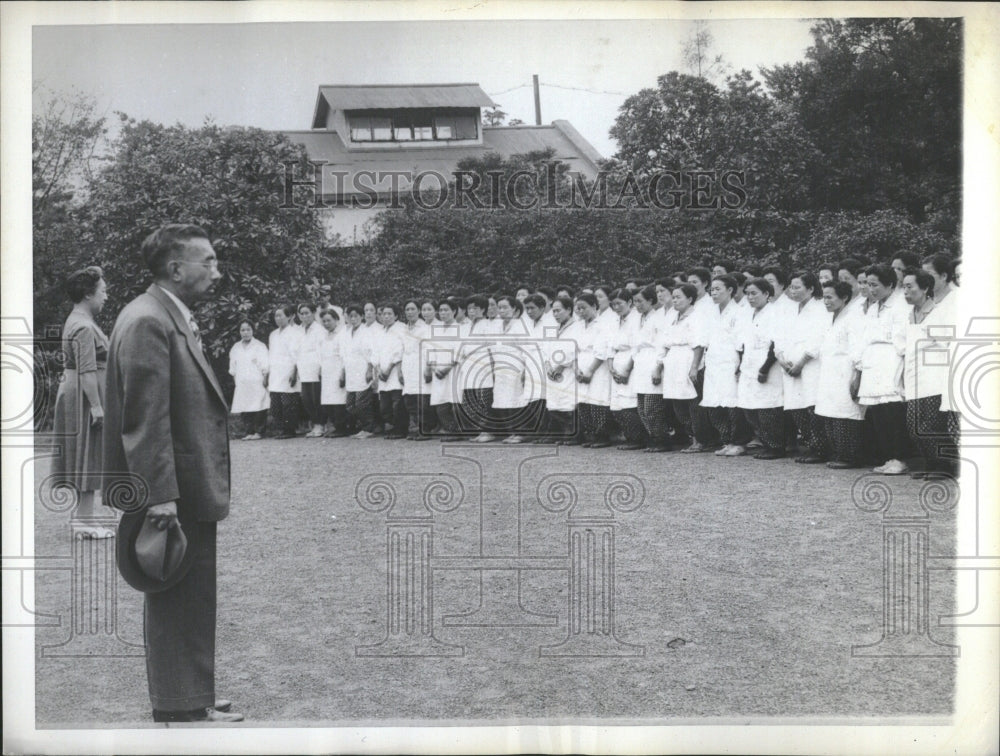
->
[533, 74, 542, 126]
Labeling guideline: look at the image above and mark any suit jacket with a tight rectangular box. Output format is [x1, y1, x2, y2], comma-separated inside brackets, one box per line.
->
[104, 284, 230, 521]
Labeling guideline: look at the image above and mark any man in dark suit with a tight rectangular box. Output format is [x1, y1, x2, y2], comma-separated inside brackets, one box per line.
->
[104, 224, 243, 722]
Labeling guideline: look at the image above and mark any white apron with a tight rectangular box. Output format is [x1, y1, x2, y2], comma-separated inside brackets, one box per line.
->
[229, 338, 270, 413]
[701, 300, 747, 408]
[737, 304, 783, 409]
[319, 328, 348, 405]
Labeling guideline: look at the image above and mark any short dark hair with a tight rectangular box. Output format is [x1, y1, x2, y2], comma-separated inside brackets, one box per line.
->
[594, 284, 613, 298]
[790, 271, 822, 299]
[864, 264, 896, 289]
[277, 304, 297, 318]
[672, 283, 698, 304]
[713, 259, 735, 273]
[552, 294, 574, 312]
[439, 297, 460, 315]
[379, 302, 399, 317]
[712, 274, 738, 295]
[636, 284, 658, 304]
[904, 269, 936, 296]
[535, 286, 556, 301]
[319, 308, 340, 321]
[495, 294, 523, 316]
[344, 304, 364, 317]
[609, 287, 632, 303]
[66, 266, 103, 303]
[822, 280, 854, 302]
[818, 261, 838, 277]
[687, 267, 712, 286]
[892, 251, 920, 268]
[746, 277, 774, 298]
[298, 302, 317, 314]
[555, 284, 575, 298]
[838, 258, 864, 278]
[466, 294, 489, 312]
[418, 298, 438, 311]
[654, 278, 674, 290]
[523, 294, 546, 310]
[762, 266, 788, 288]
[922, 253, 954, 282]
[140, 224, 210, 278]
[743, 264, 763, 278]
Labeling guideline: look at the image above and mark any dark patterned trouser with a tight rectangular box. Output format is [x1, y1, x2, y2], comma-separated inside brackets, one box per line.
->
[670, 398, 700, 445]
[300, 382, 323, 425]
[637, 394, 672, 447]
[403, 394, 437, 436]
[907, 396, 958, 474]
[269, 392, 301, 436]
[612, 407, 647, 445]
[866, 401, 908, 465]
[546, 409, 581, 442]
[239, 410, 268, 436]
[459, 387, 495, 434]
[704, 406, 752, 446]
[820, 416, 864, 465]
[742, 407, 785, 452]
[346, 388, 377, 433]
[434, 402, 459, 435]
[578, 403, 612, 442]
[787, 406, 827, 457]
[379, 389, 408, 436]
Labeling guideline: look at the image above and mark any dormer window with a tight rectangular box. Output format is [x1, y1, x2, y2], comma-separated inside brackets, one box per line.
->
[347, 108, 479, 143]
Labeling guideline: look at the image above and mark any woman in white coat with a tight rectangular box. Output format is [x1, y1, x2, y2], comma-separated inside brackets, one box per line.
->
[815, 281, 867, 468]
[774, 272, 830, 464]
[425, 298, 464, 439]
[296, 303, 326, 437]
[541, 295, 581, 444]
[574, 293, 614, 448]
[373, 303, 407, 438]
[318, 308, 350, 437]
[268, 305, 303, 439]
[655, 284, 706, 453]
[400, 300, 436, 440]
[851, 264, 910, 474]
[701, 275, 752, 457]
[491, 295, 531, 443]
[631, 285, 674, 452]
[606, 288, 646, 450]
[229, 320, 270, 440]
[737, 279, 786, 460]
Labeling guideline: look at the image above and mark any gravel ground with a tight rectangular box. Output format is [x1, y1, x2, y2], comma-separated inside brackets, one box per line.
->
[33, 435, 957, 725]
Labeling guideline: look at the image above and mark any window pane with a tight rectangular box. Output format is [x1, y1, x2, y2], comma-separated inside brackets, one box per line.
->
[350, 115, 371, 141]
[372, 116, 392, 141]
[435, 116, 454, 139]
[455, 115, 477, 140]
[413, 125, 434, 140]
[394, 124, 413, 140]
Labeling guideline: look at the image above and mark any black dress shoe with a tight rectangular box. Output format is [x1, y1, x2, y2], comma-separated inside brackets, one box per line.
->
[795, 455, 826, 464]
[617, 443, 645, 451]
[153, 707, 244, 723]
[754, 449, 785, 460]
[826, 460, 855, 469]
[589, 440, 612, 449]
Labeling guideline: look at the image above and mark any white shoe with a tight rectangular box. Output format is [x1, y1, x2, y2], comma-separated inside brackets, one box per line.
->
[715, 445, 732, 456]
[474, 433, 496, 443]
[503, 435, 525, 444]
[723, 445, 747, 457]
[879, 459, 909, 475]
[351, 430, 374, 439]
[244, 433, 261, 441]
[872, 462, 888, 473]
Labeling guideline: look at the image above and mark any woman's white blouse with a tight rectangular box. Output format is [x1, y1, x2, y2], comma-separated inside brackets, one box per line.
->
[545, 318, 582, 412]
[268, 324, 302, 394]
[229, 338, 270, 413]
[631, 308, 672, 395]
[492, 318, 530, 410]
[296, 321, 325, 382]
[774, 297, 828, 410]
[904, 296, 954, 402]
[576, 317, 613, 407]
[401, 320, 431, 397]
[853, 298, 908, 405]
[660, 309, 705, 400]
[737, 304, 783, 409]
[427, 322, 465, 406]
[815, 308, 866, 420]
[339, 324, 374, 393]
[319, 327, 347, 405]
[372, 321, 406, 392]
[456, 318, 496, 393]
[608, 309, 640, 411]
[701, 300, 748, 408]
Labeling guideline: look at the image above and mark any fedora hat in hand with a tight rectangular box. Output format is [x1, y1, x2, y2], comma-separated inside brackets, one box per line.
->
[117, 509, 199, 593]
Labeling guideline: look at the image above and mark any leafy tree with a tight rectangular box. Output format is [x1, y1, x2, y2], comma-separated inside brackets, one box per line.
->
[682, 21, 730, 83]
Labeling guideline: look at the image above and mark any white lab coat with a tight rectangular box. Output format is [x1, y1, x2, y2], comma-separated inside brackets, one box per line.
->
[400, 320, 431, 397]
[373, 321, 406, 392]
[660, 308, 705, 400]
[576, 316, 613, 407]
[296, 321, 325, 382]
[339, 324, 374, 393]
[268, 324, 302, 393]
[815, 308, 866, 420]
[426, 322, 465, 406]
[608, 309, 639, 411]
[853, 298, 908, 405]
[903, 298, 953, 402]
[491, 318, 529, 410]
[229, 338, 270, 413]
[319, 327, 347, 405]
[774, 298, 828, 410]
[631, 308, 672, 395]
[455, 318, 496, 393]
[545, 318, 581, 412]
[737, 304, 783, 409]
[701, 300, 748, 408]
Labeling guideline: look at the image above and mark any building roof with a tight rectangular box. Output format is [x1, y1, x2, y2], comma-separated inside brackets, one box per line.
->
[312, 84, 495, 127]
[284, 121, 604, 200]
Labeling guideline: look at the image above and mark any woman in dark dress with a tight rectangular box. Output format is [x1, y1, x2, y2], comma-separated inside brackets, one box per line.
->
[51, 266, 115, 538]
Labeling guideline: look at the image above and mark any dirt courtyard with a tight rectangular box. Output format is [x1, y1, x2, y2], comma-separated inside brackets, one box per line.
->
[33, 436, 958, 725]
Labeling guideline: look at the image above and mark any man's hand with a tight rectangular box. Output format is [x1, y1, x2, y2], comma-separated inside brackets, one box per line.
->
[90, 406, 104, 426]
[146, 501, 179, 530]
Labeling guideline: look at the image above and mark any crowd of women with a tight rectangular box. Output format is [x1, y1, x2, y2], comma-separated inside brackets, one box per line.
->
[228, 251, 962, 478]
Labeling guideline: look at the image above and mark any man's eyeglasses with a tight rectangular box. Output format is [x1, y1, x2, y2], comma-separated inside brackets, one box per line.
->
[170, 259, 221, 271]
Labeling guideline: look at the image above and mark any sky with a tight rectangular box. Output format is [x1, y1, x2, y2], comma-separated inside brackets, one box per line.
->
[32, 18, 816, 158]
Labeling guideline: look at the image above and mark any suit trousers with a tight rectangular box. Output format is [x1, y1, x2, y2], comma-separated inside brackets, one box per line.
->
[144, 521, 217, 711]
